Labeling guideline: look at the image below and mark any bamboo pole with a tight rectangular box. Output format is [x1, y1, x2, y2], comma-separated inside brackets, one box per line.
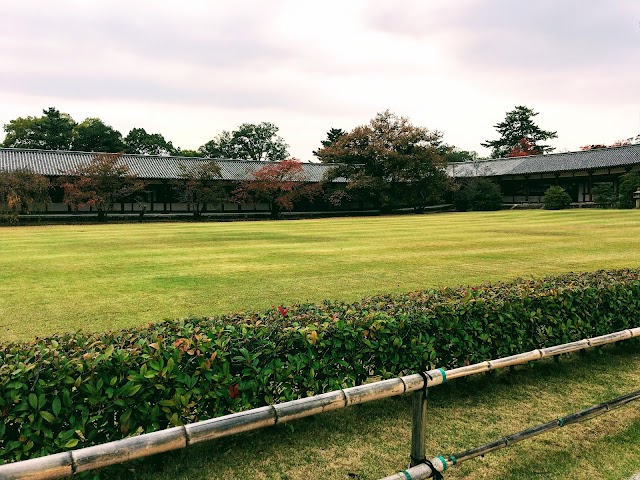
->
[0, 452, 72, 480]
[410, 388, 428, 467]
[380, 389, 640, 480]
[1, 327, 638, 479]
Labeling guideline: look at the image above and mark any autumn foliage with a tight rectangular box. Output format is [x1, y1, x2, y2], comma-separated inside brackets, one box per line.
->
[507, 138, 540, 157]
[233, 159, 322, 218]
[0, 168, 50, 215]
[580, 140, 631, 151]
[60, 153, 143, 220]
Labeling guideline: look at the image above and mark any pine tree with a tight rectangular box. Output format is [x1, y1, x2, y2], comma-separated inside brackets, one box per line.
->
[482, 106, 557, 159]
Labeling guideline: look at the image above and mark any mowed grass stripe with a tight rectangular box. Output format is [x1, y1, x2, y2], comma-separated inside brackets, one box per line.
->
[1, 210, 640, 342]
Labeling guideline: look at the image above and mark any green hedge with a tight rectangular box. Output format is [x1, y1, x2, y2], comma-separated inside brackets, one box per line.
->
[1, 269, 640, 464]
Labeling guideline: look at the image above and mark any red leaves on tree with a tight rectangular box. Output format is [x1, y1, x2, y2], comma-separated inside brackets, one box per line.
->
[59, 153, 143, 219]
[581, 140, 630, 151]
[507, 138, 540, 157]
[277, 305, 289, 318]
[232, 158, 322, 217]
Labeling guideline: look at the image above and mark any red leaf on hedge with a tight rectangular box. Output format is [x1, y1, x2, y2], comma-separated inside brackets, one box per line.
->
[229, 384, 240, 398]
[277, 306, 289, 318]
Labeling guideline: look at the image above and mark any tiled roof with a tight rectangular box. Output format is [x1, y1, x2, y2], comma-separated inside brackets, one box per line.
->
[448, 144, 640, 177]
[3, 145, 639, 182]
[0, 148, 345, 182]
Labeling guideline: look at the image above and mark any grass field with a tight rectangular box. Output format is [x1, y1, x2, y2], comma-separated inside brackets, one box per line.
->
[2, 210, 640, 478]
[1, 210, 640, 342]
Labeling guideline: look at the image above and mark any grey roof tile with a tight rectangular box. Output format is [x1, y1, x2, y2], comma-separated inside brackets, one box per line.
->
[448, 144, 640, 177]
[0, 149, 345, 182]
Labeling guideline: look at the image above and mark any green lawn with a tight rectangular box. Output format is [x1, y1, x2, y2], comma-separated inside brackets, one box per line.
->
[1, 210, 640, 343]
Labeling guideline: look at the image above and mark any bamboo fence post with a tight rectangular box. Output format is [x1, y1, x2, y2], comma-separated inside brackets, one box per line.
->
[410, 383, 428, 467]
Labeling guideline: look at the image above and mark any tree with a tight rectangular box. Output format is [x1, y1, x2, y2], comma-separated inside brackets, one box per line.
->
[617, 172, 640, 209]
[507, 138, 540, 157]
[2, 107, 76, 150]
[175, 161, 226, 218]
[313, 128, 346, 157]
[124, 128, 177, 156]
[443, 147, 479, 163]
[315, 110, 449, 212]
[199, 122, 289, 161]
[482, 106, 557, 159]
[175, 149, 202, 158]
[60, 153, 143, 220]
[232, 159, 322, 218]
[580, 140, 631, 151]
[72, 118, 126, 153]
[0, 168, 51, 214]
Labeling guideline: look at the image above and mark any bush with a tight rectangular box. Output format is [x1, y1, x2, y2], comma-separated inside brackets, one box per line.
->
[1, 269, 640, 464]
[0, 212, 19, 226]
[617, 172, 640, 209]
[454, 178, 503, 211]
[592, 183, 616, 208]
[543, 185, 572, 210]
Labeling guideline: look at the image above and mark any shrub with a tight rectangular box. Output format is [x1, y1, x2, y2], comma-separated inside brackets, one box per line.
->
[543, 185, 572, 210]
[617, 172, 640, 209]
[592, 183, 616, 208]
[1, 269, 640, 465]
[454, 178, 503, 211]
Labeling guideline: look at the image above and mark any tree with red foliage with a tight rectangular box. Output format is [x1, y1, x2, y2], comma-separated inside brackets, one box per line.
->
[60, 153, 143, 221]
[580, 140, 630, 151]
[0, 168, 50, 215]
[507, 138, 540, 157]
[233, 159, 322, 218]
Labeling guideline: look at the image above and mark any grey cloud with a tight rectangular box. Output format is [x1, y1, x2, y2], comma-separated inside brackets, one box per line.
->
[0, 1, 300, 71]
[0, 68, 359, 115]
[366, 0, 640, 72]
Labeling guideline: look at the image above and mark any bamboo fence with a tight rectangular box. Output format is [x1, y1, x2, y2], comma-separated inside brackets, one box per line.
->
[0, 327, 638, 479]
[380, 388, 640, 480]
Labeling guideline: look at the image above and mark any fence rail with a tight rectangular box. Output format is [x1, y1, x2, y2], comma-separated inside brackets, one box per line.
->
[381, 388, 640, 480]
[1, 327, 639, 479]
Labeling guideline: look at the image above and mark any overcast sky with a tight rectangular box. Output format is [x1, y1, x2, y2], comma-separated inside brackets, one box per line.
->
[1, 0, 639, 160]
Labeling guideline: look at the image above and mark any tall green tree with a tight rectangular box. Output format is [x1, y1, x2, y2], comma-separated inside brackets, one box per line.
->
[72, 118, 126, 153]
[313, 128, 346, 157]
[481, 106, 557, 159]
[2, 107, 76, 150]
[316, 110, 449, 212]
[199, 122, 289, 161]
[124, 128, 177, 156]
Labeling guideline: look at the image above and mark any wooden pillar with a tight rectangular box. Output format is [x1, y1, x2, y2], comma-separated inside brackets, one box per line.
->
[524, 176, 530, 202]
[588, 173, 593, 202]
[410, 387, 428, 467]
[162, 180, 168, 212]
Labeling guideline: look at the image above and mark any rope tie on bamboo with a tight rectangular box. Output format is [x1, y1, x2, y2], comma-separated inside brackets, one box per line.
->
[419, 370, 434, 393]
[423, 458, 444, 480]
